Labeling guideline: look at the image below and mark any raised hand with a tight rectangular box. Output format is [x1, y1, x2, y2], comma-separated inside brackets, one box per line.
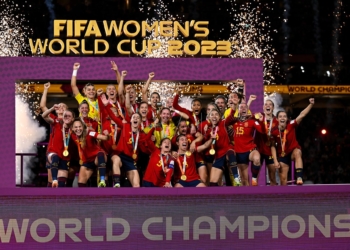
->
[100, 94, 109, 106]
[249, 95, 257, 101]
[149, 72, 155, 79]
[309, 98, 315, 105]
[110, 61, 118, 72]
[96, 88, 104, 96]
[44, 82, 50, 89]
[73, 63, 80, 70]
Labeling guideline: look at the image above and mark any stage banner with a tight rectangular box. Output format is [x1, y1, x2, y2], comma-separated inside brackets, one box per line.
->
[1, 187, 350, 249]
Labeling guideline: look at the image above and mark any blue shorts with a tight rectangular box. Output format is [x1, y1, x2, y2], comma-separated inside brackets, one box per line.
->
[119, 153, 137, 172]
[236, 151, 251, 164]
[278, 153, 292, 167]
[260, 153, 274, 165]
[177, 179, 201, 187]
[212, 155, 226, 170]
[82, 161, 96, 170]
[142, 180, 156, 187]
[203, 154, 214, 164]
[196, 161, 206, 170]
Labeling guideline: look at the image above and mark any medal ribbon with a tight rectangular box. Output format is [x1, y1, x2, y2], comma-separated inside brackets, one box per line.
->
[131, 103, 138, 114]
[116, 101, 125, 120]
[131, 130, 139, 155]
[265, 116, 273, 137]
[76, 139, 84, 163]
[211, 126, 218, 148]
[62, 126, 71, 151]
[278, 127, 287, 155]
[177, 153, 187, 176]
[160, 154, 169, 176]
[110, 123, 117, 145]
[193, 113, 199, 127]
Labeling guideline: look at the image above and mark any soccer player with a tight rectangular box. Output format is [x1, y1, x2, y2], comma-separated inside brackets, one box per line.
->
[254, 99, 279, 185]
[70, 119, 110, 187]
[42, 106, 75, 188]
[142, 137, 175, 187]
[171, 120, 207, 183]
[142, 72, 160, 121]
[40, 82, 69, 187]
[173, 135, 208, 187]
[270, 98, 315, 186]
[71, 63, 100, 130]
[149, 107, 176, 148]
[101, 95, 153, 187]
[198, 102, 218, 184]
[203, 108, 235, 186]
[226, 102, 265, 186]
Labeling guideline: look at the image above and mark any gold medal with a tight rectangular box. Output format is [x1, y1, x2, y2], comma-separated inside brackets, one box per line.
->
[112, 145, 117, 150]
[79, 160, 83, 165]
[181, 175, 187, 181]
[209, 149, 215, 155]
[63, 149, 69, 157]
[185, 151, 191, 157]
[281, 151, 285, 157]
[132, 153, 137, 160]
[255, 114, 260, 119]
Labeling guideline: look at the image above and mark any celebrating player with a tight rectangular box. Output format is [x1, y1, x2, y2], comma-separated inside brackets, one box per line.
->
[270, 98, 315, 186]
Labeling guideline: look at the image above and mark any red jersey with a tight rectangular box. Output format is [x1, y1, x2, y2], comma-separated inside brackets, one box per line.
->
[271, 119, 300, 156]
[47, 119, 71, 161]
[81, 116, 98, 132]
[205, 120, 234, 158]
[104, 105, 151, 157]
[198, 119, 211, 135]
[173, 152, 203, 183]
[146, 105, 158, 121]
[229, 118, 265, 153]
[71, 130, 104, 163]
[100, 119, 122, 155]
[143, 145, 175, 187]
[254, 115, 278, 155]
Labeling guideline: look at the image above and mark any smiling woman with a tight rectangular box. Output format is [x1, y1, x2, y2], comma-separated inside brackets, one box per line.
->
[71, 63, 100, 131]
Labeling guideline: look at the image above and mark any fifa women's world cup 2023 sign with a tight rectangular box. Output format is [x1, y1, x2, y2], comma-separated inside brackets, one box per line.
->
[29, 20, 232, 56]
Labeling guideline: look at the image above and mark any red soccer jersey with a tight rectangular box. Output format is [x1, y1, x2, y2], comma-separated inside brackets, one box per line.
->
[81, 116, 98, 132]
[230, 118, 265, 153]
[146, 104, 158, 121]
[71, 130, 104, 163]
[271, 119, 300, 156]
[47, 120, 71, 161]
[173, 152, 202, 183]
[205, 120, 234, 158]
[198, 119, 211, 135]
[100, 119, 122, 155]
[143, 146, 175, 187]
[105, 105, 151, 157]
[254, 115, 278, 155]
